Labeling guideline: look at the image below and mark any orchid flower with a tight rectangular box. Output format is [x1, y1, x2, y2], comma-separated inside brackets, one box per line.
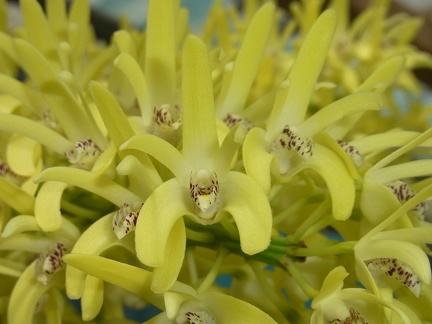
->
[243, 9, 382, 221]
[121, 35, 272, 292]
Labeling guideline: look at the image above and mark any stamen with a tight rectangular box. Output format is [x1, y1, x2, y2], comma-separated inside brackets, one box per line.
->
[366, 258, 421, 297]
[223, 114, 254, 132]
[329, 307, 368, 324]
[386, 180, 426, 220]
[112, 202, 143, 239]
[0, 160, 24, 185]
[176, 310, 216, 324]
[337, 140, 364, 168]
[272, 125, 314, 161]
[35, 242, 68, 285]
[189, 169, 219, 215]
[65, 138, 102, 170]
[152, 104, 182, 142]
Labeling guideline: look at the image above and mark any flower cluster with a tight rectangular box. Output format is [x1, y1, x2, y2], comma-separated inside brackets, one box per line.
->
[0, 0, 432, 323]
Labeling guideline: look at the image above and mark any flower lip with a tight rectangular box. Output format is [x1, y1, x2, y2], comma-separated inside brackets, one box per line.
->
[65, 138, 102, 170]
[189, 169, 219, 216]
[112, 202, 144, 239]
[176, 310, 216, 324]
[35, 242, 68, 285]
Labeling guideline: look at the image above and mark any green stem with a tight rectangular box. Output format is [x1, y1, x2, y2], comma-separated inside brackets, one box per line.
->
[197, 248, 229, 294]
[249, 260, 299, 322]
[186, 248, 199, 287]
[289, 196, 331, 242]
[287, 241, 356, 258]
[273, 190, 325, 225]
[284, 258, 319, 298]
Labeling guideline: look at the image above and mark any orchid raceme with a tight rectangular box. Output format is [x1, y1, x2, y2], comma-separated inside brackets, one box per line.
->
[1, 0, 432, 322]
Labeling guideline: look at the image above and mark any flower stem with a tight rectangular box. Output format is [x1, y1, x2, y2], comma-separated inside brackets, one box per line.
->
[283, 258, 319, 298]
[197, 247, 229, 294]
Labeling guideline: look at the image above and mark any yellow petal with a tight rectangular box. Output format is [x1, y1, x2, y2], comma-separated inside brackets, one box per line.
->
[6, 134, 42, 177]
[62, 254, 164, 309]
[151, 218, 186, 293]
[81, 275, 104, 321]
[0, 177, 34, 215]
[145, 0, 177, 106]
[182, 35, 219, 168]
[135, 179, 192, 267]
[220, 171, 272, 254]
[65, 214, 135, 299]
[35, 181, 68, 232]
[34, 167, 141, 207]
[217, 3, 275, 116]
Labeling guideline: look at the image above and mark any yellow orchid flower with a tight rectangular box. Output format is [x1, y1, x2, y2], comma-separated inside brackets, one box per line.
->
[121, 34, 272, 292]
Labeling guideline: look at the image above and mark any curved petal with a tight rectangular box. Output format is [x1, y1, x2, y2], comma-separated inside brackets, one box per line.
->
[289, 144, 355, 220]
[182, 35, 219, 168]
[135, 179, 193, 267]
[151, 218, 186, 293]
[7, 135, 42, 177]
[356, 239, 431, 285]
[34, 167, 141, 207]
[121, 134, 190, 181]
[35, 181, 68, 232]
[66, 214, 135, 299]
[8, 260, 60, 324]
[0, 177, 34, 215]
[201, 291, 277, 323]
[62, 254, 164, 309]
[114, 53, 152, 122]
[220, 171, 272, 255]
[243, 127, 275, 195]
[81, 275, 104, 321]
[1, 215, 40, 237]
[90, 81, 135, 149]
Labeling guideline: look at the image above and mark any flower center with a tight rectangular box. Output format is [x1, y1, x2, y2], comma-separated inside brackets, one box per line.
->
[112, 202, 143, 239]
[35, 242, 68, 285]
[176, 310, 216, 324]
[189, 169, 219, 215]
[65, 138, 102, 170]
[272, 125, 314, 160]
[386, 180, 426, 220]
[152, 104, 182, 143]
[223, 114, 253, 132]
[366, 257, 421, 297]
[337, 140, 364, 168]
[329, 307, 368, 324]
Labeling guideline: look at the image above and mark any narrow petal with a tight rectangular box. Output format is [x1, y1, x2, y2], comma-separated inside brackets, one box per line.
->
[373, 227, 432, 244]
[182, 35, 219, 168]
[145, 0, 176, 106]
[21, 0, 57, 59]
[90, 81, 135, 149]
[65, 214, 135, 299]
[46, 0, 67, 37]
[121, 134, 190, 181]
[151, 218, 186, 293]
[114, 53, 152, 122]
[0, 113, 72, 155]
[62, 254, 164, 309]
[367, 160, 432, 184]
[113, 30, 137, 58]
[299, 92, 382, 138]
[220, 171, 272, 255]
[201, 292, 277, 323]
[135, 179, 193, 267]
[1, 215, 40, 237]
[356, 56, 405, 92]
[35, 181, 68, 232]
[243, 127, 275, 195]
[13, 39, 105, 144]
[34, 167, 141, 207]
[217, 3, 275, 116]
[274, 9, 337, 129]
[0, 177, 34, 215]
